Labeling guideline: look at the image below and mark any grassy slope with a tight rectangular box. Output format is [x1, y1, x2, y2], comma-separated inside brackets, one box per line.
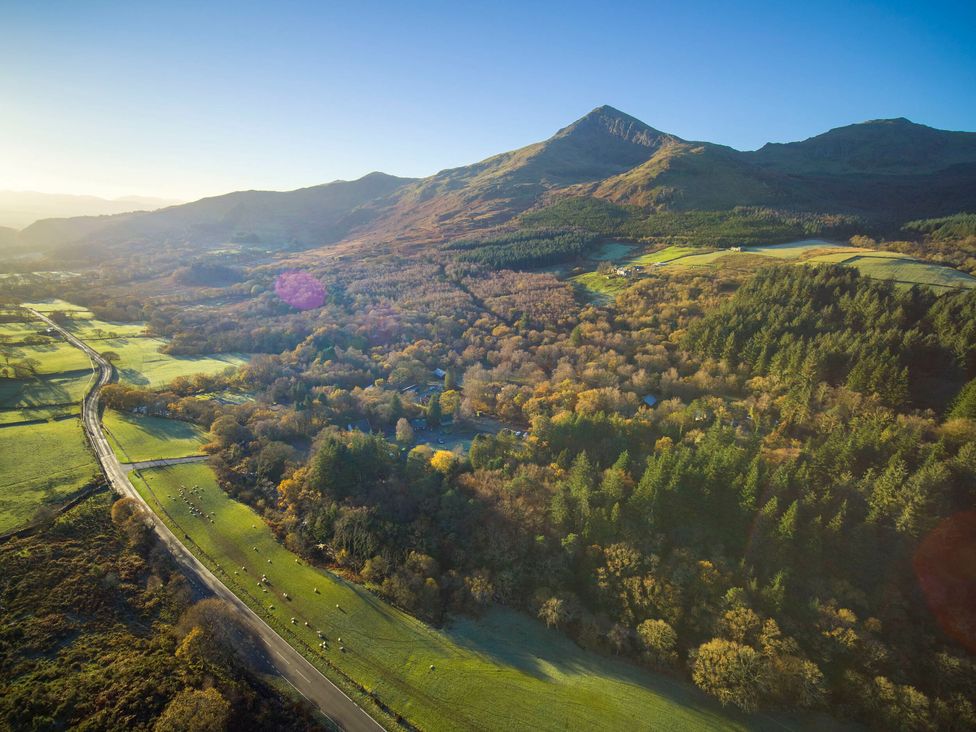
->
[574, 242, 976, 301]
[131, 462, 763, 732]
[832, 255, 976, 290]
[103, 409, 206, 462]
[572, 246, 702, 298]
[0, 417, 97, 532]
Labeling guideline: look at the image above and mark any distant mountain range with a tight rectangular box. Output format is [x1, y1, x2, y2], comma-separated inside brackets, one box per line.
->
[10, 106, 976, 257]
[0, 191, 182, 230]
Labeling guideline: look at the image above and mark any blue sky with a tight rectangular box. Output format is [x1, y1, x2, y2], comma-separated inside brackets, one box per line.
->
[2, 0, 974, 200]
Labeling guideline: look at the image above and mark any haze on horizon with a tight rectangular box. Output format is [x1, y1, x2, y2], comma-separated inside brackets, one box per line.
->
[2, 0, 974, 202]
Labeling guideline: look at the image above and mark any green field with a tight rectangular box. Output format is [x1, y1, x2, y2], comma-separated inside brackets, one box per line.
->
[20, 299, 92, 314]
[129, 461, 776, 732]
[94, 336, 248, 389]
[103, 409, 207, 462]
[828, 255, 976, 290]
[0, 417, 98, 533]
[572, 246, 704, 299]
[572, 241, 976, 301]
[1, 340, 93, 375]
[741, 239, 848, 258]
[0, 405, 79, 427]
[0, 371, 93, 410]
[66, 317, 148, 340]
[0, 321, 43, 339]
[669, 250, 738, 266]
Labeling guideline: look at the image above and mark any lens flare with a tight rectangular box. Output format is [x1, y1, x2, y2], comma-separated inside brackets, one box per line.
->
[275, 270, 326, 310]
[913, 511, 976, 652]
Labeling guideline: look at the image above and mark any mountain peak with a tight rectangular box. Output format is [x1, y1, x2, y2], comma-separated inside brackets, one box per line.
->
[552, 105, 673, 151]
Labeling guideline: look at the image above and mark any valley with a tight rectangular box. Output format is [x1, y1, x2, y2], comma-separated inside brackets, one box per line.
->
[2, 105, 975, 732]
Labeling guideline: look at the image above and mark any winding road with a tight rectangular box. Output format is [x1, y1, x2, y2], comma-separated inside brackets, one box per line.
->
[27, 308, 383, 732]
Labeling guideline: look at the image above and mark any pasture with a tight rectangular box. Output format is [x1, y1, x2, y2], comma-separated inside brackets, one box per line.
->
[572, 245, 705, 299]
[0, 321, 42, 339]
[131, 462, 771, 732]
[66, 317, 148, 340]
[0, 417, 98, 533]
[1, 340, 93, 375]
[0, 405, 79, 427]
[826, 255, 976, 290]
[20, 299, 92, 314]
[103, 409, 207, 463]
[93, 336, 248, 389]
[572, 241, 976, 301]
[0, 371, 93, 410]
[741, 239, 849, 258]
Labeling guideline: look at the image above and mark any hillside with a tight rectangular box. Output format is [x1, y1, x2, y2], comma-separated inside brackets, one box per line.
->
[559, 117, 976, 220]
[0, 226, 17, 250]
[12, 108, 976, 256]
[0, 190, 180, 229]
[17, 171, 415, 254]
[751, 117, 976, 175]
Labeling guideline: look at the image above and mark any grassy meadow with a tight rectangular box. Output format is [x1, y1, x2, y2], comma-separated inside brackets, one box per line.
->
[0, 299, 243, 534]
[0, 405, 80, 427]
[0, 321, 43, 339]
[573, 241, 976, 301]
[0, 417, 98, 533]
[827, 255, 976, 290]
[66, 317, 148, 340]
[0, 370, 93, 410]
[573, 245, 700, 299]
[1, 340, 93, 375]
[95, 336, 247, 388]
[131, 461, 765, 732]
[103, 409, 207, 462]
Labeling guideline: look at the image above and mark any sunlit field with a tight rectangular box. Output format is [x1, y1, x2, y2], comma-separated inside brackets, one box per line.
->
[0, 417, 97, 533]
[131, 461, 777, 732]
[102, 409, 207, 463]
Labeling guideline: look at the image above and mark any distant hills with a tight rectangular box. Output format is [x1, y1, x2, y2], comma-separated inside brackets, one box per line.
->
[0, 191, 181, 230]
[10, 107, 976, 257]
[15, 173, 412, 254]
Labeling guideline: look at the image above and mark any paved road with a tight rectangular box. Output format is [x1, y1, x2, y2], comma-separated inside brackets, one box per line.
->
[28, 309, 383, 732]
[121, 455, 209, 471]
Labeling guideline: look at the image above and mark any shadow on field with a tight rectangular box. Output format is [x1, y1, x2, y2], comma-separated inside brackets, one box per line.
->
[441, 607, 744, 720]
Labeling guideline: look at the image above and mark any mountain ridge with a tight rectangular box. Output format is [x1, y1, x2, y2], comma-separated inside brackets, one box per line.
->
[10, 107, 976, 256]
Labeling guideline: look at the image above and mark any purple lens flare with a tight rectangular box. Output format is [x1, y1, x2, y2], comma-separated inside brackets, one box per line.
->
[275, 270, 326, 310]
